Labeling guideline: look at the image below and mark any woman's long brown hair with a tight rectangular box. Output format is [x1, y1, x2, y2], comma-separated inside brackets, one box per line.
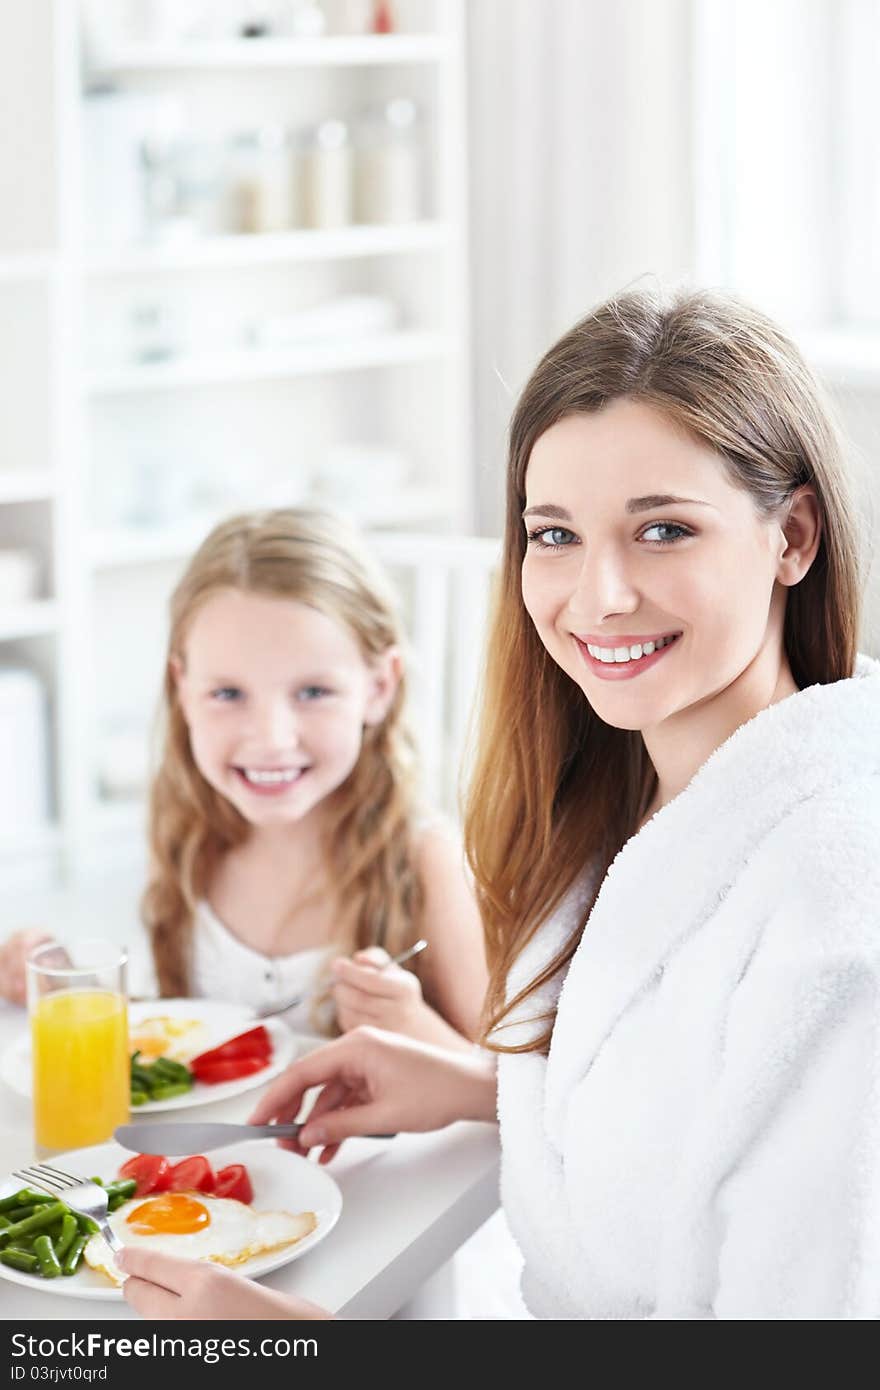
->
[464, 284, 863, 1055]
[143, 508, 422, 1003]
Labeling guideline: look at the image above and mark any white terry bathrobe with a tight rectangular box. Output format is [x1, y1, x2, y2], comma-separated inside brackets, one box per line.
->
[497, 657, 880, 1319]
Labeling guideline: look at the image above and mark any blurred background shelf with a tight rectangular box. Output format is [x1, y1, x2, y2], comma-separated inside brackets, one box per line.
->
[0, 600, 59, 642]
[86, 221, 449, 275]
[90, 35, 451, 72]
[0, 472, 57, 504]
[88, 486, 455, 569]
[87, 331, 452, 393]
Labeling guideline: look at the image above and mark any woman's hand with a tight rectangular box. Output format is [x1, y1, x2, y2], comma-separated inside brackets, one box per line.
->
[331, 947, 424, 1034]
[248, 1026, 497, 1163]
[0, 929, 54, 1006]
[119, 1247, 331, 1320]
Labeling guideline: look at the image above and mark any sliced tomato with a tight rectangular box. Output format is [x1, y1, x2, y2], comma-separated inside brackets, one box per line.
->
[191, 1054, 270, 1085]
[213, 1163, 254, 1204]
[190, 1027, 272, 1068]
[117, 1153, 172, 1197]
[166, 1155, 215, 1193]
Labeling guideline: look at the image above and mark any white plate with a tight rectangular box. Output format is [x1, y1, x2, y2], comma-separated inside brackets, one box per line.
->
[0, 1138, 341, 1300]
[0, 999, 306, 1112]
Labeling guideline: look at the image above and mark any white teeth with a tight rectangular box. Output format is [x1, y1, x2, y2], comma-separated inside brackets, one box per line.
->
[585, 635, 677, 665]
[242, 768, 304, 785]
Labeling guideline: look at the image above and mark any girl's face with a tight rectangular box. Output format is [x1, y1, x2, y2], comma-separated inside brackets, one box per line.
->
[521, 399, 794, 734]
[173, 589, 399, 830]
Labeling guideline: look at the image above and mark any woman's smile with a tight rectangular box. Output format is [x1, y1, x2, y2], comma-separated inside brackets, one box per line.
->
[575, 631, 682, 680]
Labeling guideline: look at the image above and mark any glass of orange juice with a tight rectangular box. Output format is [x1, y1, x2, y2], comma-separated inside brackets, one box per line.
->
[26, 938, 129, 1153]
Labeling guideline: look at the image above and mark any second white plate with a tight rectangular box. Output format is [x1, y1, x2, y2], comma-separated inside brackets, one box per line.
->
[0, 998, 307, 1112]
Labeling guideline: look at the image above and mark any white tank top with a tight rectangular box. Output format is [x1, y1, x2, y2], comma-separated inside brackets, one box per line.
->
[190, 899, 335, 1036]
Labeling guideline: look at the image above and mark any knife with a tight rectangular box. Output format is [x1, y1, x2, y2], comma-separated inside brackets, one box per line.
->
[115, 1121, 395, 1154]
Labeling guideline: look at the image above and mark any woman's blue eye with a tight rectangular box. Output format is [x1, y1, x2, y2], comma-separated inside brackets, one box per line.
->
[639, 522, 692, 545]
[526, 526, 577, 549]
[296, 685, 331, 702]
[211, 687, 243, 702]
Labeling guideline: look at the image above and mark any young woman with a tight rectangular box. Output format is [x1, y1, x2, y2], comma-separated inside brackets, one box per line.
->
[119, 285, 880, 1320]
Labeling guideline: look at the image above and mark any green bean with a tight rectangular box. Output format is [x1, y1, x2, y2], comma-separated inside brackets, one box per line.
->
[0, 1215, 10, 1230]
[0, 1188, 55, 1212]
[73, 1212, 99, 1235]
[6, 1235, 36, 1252]
[0, 1202, 65, 1243]
[148, 1082, 192, 1100]
[33, 1234, 62, 1279]
[54, 1213, 78, 1262]
[105, 1179, 137, 1201]
[0, 1248, 38, 1273]
[152, 1058, 192, 1084]
[61, 1231, 87, 1276]
[130, 1089, 149, 1106]
[4, 1205, 37, 1222]
[130, 1062, 154, 1090]
[0, 1189, 33, 1213]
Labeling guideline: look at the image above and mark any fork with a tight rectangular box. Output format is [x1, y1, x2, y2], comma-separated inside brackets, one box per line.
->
[254, 937, 429, 1020]
[12, 1163, 124, 1255]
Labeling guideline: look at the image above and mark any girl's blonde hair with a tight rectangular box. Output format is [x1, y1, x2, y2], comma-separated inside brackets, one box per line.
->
[464, 284, 863, 1056]
[143, 507, 422, 1000]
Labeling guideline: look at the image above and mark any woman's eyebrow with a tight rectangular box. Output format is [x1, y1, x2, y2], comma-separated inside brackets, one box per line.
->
[522, 503, 572, 519]
[625, 494, 715, 513]
[523, 495, 715, 519]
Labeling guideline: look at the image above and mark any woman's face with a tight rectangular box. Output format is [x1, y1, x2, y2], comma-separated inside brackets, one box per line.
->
[521, 399, 791, 734]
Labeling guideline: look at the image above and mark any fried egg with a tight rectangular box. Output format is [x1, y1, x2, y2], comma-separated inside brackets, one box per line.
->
[83, 1192, 317, 1286]
[128, 1015, 207, 1063]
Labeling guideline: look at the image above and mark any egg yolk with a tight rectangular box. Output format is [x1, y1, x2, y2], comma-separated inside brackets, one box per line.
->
[129, 1033, 166, 1061]
[126, 1193, 211, 1235]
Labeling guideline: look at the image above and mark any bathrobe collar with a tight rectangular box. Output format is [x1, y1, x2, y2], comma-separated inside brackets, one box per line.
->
[502, 657, 880, 1113]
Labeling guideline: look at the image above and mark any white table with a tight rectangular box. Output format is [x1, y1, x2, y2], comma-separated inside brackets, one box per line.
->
[0, 1003, 500, 1320]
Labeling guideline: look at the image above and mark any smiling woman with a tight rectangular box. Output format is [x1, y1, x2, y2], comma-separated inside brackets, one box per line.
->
[456, 283, 880, 1318]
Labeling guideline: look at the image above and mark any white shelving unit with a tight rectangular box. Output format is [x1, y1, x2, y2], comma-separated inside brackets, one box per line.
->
[86, 329, 452, 394]
[90, 35, 451, 70]
[1, 0, 473, 898]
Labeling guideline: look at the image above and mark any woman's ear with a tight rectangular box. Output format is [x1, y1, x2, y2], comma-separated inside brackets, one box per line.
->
[363, 646, 403, 727]
[776, 486, 822, 587]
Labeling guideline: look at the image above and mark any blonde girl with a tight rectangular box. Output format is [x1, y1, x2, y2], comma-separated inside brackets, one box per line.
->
[2, 508, 486, 1048]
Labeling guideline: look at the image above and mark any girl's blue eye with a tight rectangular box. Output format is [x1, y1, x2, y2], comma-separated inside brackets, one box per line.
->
[296, 685, 331, 702]
[639, 522, 693, 545]
[526, 525, 577, 550]
[211, 687, 243, 702]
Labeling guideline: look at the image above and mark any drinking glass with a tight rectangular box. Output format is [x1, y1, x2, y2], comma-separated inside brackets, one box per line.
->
[26, 938, 129, 1153]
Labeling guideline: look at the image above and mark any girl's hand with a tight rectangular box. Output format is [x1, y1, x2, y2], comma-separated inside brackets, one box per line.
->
[248, 1025, 497, 1163]
[0, 929, 54, 1006]
[331, 947, 424, 1034]
[119, 1247, 332, 1320]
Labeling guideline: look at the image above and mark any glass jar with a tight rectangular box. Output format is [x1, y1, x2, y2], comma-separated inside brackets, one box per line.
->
[354, 98, 422, 224]
[301, 119, 354, 229]
[226, 125, 294, 234]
